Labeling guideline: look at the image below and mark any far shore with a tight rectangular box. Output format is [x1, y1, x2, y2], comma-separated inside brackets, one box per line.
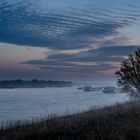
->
[0, 79, 72, 89]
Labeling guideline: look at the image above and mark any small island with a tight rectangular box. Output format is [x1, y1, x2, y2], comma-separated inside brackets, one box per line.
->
[0, 79, 72, 88]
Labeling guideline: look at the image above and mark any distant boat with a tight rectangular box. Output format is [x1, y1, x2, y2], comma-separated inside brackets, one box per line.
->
[78, 86, 104, 92]
[103, 86, 116, 93]
[83, 86, 94, 92]
[78, 87, 84, 90]
[78, 86, 102, 92]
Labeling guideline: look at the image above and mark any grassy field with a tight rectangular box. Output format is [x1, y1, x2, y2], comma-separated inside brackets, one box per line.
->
[0, 100, 140, 140]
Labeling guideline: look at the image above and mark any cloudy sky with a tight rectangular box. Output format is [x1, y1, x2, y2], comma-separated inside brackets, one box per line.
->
[0, 0, 140, 80]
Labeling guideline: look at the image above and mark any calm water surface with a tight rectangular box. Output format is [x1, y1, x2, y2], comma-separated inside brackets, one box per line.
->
[0, 86, 129, 124]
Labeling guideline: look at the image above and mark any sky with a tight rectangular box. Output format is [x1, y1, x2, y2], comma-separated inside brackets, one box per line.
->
[0, 0, 140, 81]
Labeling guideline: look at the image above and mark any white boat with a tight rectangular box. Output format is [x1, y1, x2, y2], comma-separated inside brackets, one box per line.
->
[84, 86, 94, 92]
[78, 86, 103, 92]
[103, 86, 116, 93]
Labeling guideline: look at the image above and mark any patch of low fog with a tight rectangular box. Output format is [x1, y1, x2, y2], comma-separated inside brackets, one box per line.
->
[0, 84, 130, 126]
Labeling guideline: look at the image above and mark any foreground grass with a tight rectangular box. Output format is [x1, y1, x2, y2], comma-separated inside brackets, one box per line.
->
[0, 100, 140, 140]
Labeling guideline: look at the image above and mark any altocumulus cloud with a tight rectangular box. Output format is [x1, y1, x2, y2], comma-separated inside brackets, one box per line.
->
[0, 0, 140, 50]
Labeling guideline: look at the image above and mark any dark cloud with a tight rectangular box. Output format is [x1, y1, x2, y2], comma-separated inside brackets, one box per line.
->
[22, 45, 140, 75]
[39, 63, 116, 74]
[46, 45, 140, 62]
[0, 0, 139, 49]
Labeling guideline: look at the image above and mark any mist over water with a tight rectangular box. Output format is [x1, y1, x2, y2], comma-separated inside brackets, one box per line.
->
[0, 83, 129, 125]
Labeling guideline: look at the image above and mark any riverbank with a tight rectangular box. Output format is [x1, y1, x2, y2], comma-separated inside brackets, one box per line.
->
[0, 99, 140, 140]
[0, 80, 72, 88]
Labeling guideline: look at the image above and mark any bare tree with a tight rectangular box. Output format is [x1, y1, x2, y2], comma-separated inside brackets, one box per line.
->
[115, 49, 140, 96]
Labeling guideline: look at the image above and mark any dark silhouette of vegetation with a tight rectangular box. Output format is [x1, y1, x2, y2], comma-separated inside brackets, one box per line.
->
[32, 79, 39, 83]
[115, 49, 140, 96]
[0, 79, 72, 88]
[0, 100, 140, 140]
